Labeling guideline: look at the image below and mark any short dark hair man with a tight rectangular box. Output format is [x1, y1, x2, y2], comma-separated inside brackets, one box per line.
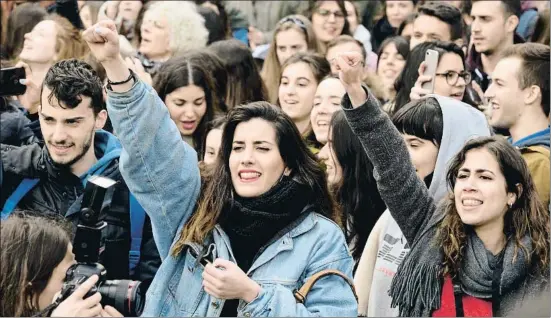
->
[1, 59, 161, 283]
[484, 43, 550, 207]
[410, 2, 464, 49]
[468, 0, 523, 91]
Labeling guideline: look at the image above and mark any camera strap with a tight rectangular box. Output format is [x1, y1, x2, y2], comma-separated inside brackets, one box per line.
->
[33, 298, 62, 317]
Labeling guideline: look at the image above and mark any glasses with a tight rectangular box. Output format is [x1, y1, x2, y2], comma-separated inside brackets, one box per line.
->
[278, 17, 308, 33]
[315, 8, 346, 19]
[435, 70, 472, 86]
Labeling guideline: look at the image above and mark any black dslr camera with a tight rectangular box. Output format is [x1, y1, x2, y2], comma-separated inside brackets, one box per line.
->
[56, 176, 145, 316]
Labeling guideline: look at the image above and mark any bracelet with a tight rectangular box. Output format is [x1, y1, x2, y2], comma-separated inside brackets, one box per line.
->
[106, 69, 136, 91]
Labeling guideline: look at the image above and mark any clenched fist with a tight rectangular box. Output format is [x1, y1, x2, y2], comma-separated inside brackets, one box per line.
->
[331, 51, 365, 89]
[82, 20, 121, 64]
[332, 51, 367, 108]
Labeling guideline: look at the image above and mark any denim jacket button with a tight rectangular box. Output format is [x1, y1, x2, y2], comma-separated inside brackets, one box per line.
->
[244, 312, 251, 317]
[211, 301, 219, 309]
[188, 265, 194, 272]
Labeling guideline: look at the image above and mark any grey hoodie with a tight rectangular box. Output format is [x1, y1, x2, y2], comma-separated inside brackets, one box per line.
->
[367, 95, 492, 317]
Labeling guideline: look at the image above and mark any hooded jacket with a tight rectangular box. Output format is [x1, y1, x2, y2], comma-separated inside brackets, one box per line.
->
[510, 127, 550, 209]
[1, 130, 161, 283]
[366, 96, 492, 317]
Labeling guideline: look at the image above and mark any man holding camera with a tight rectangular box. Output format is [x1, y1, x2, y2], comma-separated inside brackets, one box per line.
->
[0, 59, 160, 287]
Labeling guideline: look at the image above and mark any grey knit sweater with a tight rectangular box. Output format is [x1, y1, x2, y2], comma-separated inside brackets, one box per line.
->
[341, 88, 550, 316]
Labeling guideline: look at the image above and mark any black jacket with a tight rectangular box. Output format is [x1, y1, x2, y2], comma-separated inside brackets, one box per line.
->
[1, 132, 161, 285]
[0, 99, 37, 146]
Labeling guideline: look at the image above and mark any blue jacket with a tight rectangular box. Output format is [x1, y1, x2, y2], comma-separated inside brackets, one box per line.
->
[106, 80, 357, 317]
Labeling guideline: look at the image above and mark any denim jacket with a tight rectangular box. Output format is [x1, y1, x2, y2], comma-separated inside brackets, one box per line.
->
[106, 80, 357, 317]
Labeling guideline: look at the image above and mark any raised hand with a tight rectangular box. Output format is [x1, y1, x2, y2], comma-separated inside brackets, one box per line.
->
[333, 51, 367, 108]
[15, 61, 40, 113]
[82, 20, 120, 64]
[410, 61, 433, 100]
[332, 51, 364, 88]
[83, 20, 132, 92]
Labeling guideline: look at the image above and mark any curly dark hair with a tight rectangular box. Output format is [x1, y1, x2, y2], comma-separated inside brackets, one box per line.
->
[438, 137, 550, 276]
[41, 59, 105, 116]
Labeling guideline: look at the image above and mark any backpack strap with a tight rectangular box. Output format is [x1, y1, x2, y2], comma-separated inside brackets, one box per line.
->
[128, 194, 146, 272]
[1, 178, 40, 220]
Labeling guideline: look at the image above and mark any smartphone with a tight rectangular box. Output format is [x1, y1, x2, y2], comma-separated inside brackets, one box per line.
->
[421, 49, 439, 94]
[0, 67, 26, 96]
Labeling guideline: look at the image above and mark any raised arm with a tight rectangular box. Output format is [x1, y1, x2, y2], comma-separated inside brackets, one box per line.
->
[333, 52, 437, 244]
[82, 21, 201, 260]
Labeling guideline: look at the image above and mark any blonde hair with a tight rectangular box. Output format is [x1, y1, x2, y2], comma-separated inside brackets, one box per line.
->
[261, 15, 322, 104]
[145, 1, 208, 55]
[48, 14, 89, 61]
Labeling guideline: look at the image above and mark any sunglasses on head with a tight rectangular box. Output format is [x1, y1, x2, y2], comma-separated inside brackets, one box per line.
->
[278, 17, 308, 32]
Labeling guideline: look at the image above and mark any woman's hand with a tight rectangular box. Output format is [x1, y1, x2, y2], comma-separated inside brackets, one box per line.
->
[51, 275, 103, 317]
[202, 259, 261, 302]
[82, 20, 121, 64]
[15, 61, 41, 113]
[409, 62, 433, 100]
[335, 51, 367, 108]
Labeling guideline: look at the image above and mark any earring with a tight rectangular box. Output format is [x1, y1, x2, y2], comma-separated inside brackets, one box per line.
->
[508, 202, 513, 209]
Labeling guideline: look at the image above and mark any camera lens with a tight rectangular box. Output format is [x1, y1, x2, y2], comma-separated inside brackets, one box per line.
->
[98, 280, 145, 316]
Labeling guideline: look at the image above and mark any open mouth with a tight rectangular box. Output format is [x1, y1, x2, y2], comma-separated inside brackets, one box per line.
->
[283, 99, 299, 105]
[180, 120, 196, 130]
[461, 198, 483, 207]
[450, 92, 464, 99]
[239, 171, 261, 182]
[51, 144, 73, 154]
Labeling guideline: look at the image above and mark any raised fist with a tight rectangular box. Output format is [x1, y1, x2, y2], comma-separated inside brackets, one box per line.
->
[331, 51, 365, 89]
[82, 20, 121, 64]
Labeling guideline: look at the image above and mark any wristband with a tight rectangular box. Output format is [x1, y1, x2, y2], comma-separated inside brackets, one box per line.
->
[106, 69, 136, 91]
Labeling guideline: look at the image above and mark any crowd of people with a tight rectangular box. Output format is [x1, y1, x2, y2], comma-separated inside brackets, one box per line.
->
[0, 0, 549, 317]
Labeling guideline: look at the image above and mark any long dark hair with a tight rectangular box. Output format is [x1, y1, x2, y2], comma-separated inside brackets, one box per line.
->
[153, 54, 219, 154]
[393, 41, 465, 115]
[172, 101, 338, 252]
[0, 212, 72, 317]
[330, 110, 386, 263]
[184, 49, 229, 113]
[439, 137, 550, 276]
[208, 39, 268, 109]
